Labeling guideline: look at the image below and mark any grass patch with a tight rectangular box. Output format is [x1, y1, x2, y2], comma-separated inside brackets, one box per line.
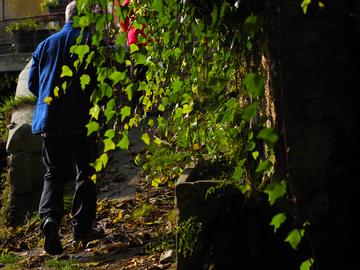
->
[45, 258, 83, 270]
[0, 253, 20, 264]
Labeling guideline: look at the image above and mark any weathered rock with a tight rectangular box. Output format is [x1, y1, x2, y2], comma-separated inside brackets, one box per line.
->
[3, 60, 44, 225]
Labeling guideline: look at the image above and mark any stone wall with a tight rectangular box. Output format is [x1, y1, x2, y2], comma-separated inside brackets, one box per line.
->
[5, 61, 44, 225]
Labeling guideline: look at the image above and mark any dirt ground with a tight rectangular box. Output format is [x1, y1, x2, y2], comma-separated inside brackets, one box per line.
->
[0, 142, 177, 270]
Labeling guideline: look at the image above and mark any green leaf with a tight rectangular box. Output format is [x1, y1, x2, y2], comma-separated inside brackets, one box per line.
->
[257, 128, 279, 147]
[120, 106, 131, 122]
[141, 133, 151, 145]
[211, 3, 219, 26]
[91, 153, 108, 172]
[264, 180, 287, 205]
[54, 86, 60, 97]
[243, 14, 262, 34]
[44, 96, 53, 105]
[104, 99, 116, 122]
[301, 0, 311, 14]
[75, 44, 90, 62]
[244, 72, 264, 98]
[232, 159, 246, 180]
[270, 213, 287, 232]
[60, 65, 73, 77]
[104, 129, 115, 139]
[103, 138, 116, 152]
[221, 110, 234, 123]
[300, 258, 314, 270]
[242, 102, 258, 121]
[117, 133, 130, 150]
[285, 229, 304, 250]
[80, 74, 91, 90]
[86, 121, 99, 136]
[255, 159, 271, 173]
[152, 0, 163, 13]
[89, 104, 100, 120]
[109, 71, 125, 85]
[132, 52, 147, 65]
[79, 15, 91, 28]
[252, 151, 259, 160]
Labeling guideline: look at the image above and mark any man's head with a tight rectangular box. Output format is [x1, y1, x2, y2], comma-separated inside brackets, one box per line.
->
[65, 1, 77, 22]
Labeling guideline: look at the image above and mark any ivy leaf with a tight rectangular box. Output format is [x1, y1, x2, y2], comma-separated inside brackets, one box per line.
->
[44, 96, 53, 105]
[91, 153, 108, 172]
[263, 180, 287, 205]
[232, 159, 246, 180]
[301, 0, 311, 14]
[141, 133, 151, 145]
[300, 258, 314, 270]
[89, 104, 100, 120]
[86, 121, 99, 136]
[242, 102, 258, 121]
[60, 65, 73, 77]
[103, 138, 116, 152]
[75, 44, 90, 62]
[255, 159, 271, 173]
[270, 213, 287, 232]
[243, 15, 262, 34]
[80, 74, 91, 90]
[117, 133, 130, 150]
[104, 129, 115, 139]
[54, 86, 60, 97]
[132, 52, 147, 65]
[244, 72, 264, 98]
[109, 71, 125, 85]
[79, 15, 91, 28]
[257, 128, 279, 147]
[120, 106, 131, 122]
[285, 229, 304, 250]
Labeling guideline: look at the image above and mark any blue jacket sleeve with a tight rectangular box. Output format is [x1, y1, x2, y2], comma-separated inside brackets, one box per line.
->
[28, 52, 39, 97]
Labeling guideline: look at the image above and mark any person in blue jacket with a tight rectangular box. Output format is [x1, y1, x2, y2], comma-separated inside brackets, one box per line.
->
[28, 1, 103, 255]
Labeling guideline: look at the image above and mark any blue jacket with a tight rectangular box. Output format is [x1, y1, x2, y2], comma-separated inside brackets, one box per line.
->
[28, 21, 94, 135]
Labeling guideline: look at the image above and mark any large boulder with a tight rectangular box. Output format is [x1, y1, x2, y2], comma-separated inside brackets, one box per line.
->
[5, 60, 44, 225]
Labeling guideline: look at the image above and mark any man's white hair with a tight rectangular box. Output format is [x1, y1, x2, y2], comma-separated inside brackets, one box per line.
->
[65, 1, 77, 22]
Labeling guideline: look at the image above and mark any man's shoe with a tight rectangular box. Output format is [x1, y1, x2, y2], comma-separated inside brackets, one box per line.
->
[43, 218, 63, 255]
[72, 224, 105, 242]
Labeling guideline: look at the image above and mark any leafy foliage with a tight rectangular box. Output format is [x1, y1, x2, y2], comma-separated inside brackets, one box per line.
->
[69, 0, 316, 268]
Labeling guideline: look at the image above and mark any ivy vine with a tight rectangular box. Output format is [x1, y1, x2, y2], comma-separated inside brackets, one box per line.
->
[53, 0, 318, 269]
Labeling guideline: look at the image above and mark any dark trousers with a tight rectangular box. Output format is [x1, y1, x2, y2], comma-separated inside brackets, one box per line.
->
[39, 135, 97, 232]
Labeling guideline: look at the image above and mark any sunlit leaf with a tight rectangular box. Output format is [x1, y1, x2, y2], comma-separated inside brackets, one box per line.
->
[270, 213, 287, 232]
[117, 133, 130, 150]
[255, 159, 271, 173]
[264, 180, 287, 205]
[301, 0, 311, 14]
[103, 138, 116, 152]
[44, 96, 53, 105]
[285, 229, 304, 250]
[60, 65, 73, 77]
[89, 104, 100, 120]
[109, 71, 125, 85]
[141, 133, 151, 145]
[300, 258, 314, 270]
[54, 86, 60, 97]
[120, 106, 131, 122]
[86, 121, 99, 136]
[80, 74, 91, 90]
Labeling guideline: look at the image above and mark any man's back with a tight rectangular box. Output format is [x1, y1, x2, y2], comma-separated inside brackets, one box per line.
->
[28, 21, 94, 136]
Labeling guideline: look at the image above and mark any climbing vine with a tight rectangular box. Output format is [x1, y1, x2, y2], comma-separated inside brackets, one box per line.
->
[56, 0, 317, 268]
